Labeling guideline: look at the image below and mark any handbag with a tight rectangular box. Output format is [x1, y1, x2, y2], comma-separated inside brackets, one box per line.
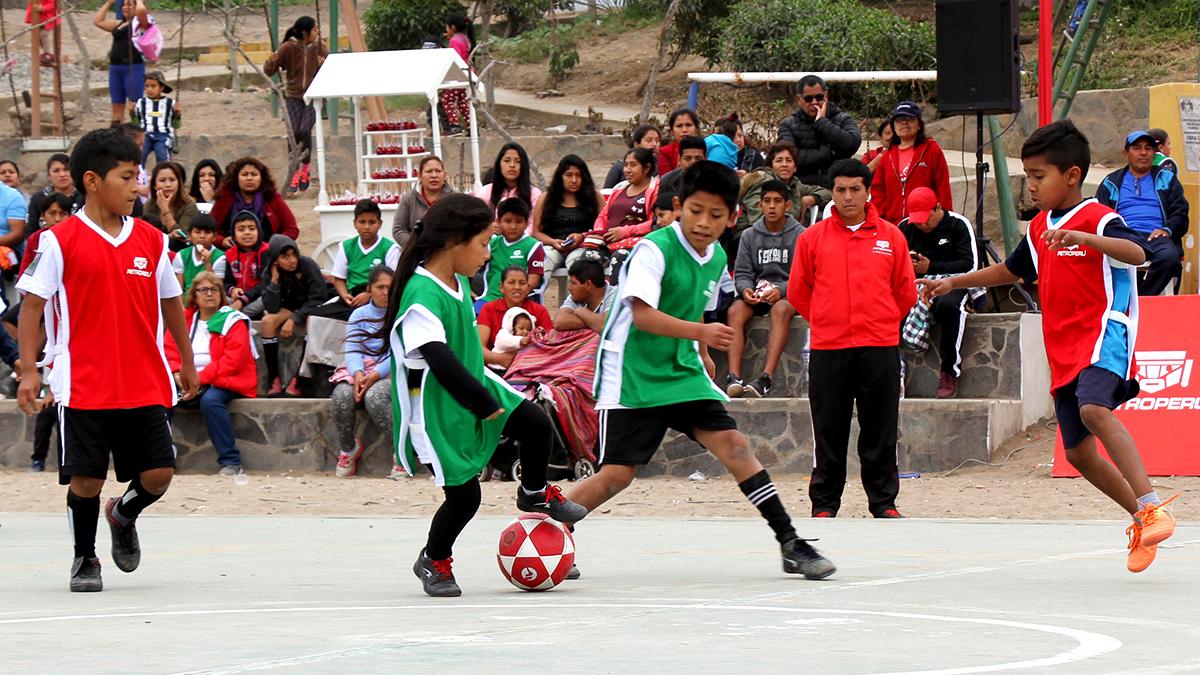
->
[133, 18, 163, 62]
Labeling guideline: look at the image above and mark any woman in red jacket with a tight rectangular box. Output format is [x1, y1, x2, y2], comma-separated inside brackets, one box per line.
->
[175, 272, 259, 476]
[210, 157, 299, 248]
[870, 101, 953, 224]
[657, 108, 701, 175]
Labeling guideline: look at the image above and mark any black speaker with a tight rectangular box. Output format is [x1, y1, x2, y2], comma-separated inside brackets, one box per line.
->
[935, 0, 1021, 115]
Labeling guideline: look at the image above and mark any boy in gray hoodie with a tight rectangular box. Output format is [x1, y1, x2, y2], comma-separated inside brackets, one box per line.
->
[726, 180, 805, 398]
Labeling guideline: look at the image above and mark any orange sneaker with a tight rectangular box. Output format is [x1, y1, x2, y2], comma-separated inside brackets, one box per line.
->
[1126, 520, 1158, 573]
[1137, 493, 1180, 548]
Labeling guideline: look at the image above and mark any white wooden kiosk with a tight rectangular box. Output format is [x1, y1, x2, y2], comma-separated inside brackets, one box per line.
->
[303, 49, 483, 264]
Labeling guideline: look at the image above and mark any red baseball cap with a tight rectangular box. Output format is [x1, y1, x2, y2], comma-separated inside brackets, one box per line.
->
[906, 187, 938, 224]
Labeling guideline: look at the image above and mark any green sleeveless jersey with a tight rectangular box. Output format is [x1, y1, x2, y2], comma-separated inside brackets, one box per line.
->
[482, 234, 542, 301]
[180, 245, 224, 291]
[595, 224, 729, 408]
[342, 236, 397, 289]
[389, 267, 525, 486]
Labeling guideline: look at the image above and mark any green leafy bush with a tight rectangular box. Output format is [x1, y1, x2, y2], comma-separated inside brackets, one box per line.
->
[363, 0, 467, 51]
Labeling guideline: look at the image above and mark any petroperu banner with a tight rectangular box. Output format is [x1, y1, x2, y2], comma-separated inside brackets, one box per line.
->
[1054, 296, 1200, 477]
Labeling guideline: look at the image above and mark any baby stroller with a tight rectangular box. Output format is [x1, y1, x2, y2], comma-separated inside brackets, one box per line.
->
[483, 329, 601, 482]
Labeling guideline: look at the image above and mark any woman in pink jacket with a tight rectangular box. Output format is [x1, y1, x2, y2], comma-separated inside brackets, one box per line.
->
[595, 147, 660, 252]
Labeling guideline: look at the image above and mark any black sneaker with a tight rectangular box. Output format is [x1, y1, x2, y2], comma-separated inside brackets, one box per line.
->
[70, 556, 103, 592]
[781, 538, 836, 580]
[745, 373, 772, 398]
[104, 498, 141, 573]
[412, 547, 462, 597]
[726, 374, 745, 398]
[516, 484, 588, 524]
[566, 564, 581, 580]
[30, 459, 45, 472]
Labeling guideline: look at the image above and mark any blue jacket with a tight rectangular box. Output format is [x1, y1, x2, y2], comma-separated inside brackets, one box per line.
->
[1095, 165, 1190, 243]
[704, 134, 739, 170]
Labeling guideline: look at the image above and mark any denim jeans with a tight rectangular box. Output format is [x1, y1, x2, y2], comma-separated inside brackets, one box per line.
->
[200, 386, 243, 467]
[143, 131, 171, 165]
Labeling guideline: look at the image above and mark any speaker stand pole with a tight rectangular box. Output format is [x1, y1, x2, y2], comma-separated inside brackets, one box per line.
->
[973, 112, 1038, 313]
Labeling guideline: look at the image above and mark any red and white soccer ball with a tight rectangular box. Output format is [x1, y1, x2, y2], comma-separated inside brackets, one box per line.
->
[497, 513, 575, 591]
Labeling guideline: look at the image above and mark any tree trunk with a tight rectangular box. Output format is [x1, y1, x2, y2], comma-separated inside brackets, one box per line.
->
[640, 0, 684, 123]
[64, 12, 91, 115]
[224, 0, 239, 91]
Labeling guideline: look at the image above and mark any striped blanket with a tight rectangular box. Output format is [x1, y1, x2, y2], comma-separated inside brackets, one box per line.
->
[505, 329, 600, 463]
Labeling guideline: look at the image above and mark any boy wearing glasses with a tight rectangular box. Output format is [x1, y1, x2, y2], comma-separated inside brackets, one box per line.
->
[776, 74, 862, 188]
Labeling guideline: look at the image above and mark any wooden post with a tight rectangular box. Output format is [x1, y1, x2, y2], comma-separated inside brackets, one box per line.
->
[30, 5, 42, 138]
[326, 0, 339, 134]
[270, 0, 280, 116]
[639, 0, 684, 123]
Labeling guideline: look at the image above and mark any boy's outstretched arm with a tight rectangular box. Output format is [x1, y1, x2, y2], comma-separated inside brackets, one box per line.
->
[917, 262, 1020, 304]
[630, 298, 733, 351]
[1044, 228, 1146, 266]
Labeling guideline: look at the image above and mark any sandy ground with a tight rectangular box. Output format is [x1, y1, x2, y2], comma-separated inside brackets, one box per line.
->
[4, 420, 1198, 521]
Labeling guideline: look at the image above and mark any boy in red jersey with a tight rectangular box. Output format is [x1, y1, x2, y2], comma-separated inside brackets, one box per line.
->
[921, 120, 1177, 573]
[16, 128, 200, 592]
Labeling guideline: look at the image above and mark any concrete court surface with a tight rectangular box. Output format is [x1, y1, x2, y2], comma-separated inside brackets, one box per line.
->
[1, 514, 1198, 674]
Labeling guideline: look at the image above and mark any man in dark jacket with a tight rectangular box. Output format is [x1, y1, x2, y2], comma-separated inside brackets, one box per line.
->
[897, 187, 978, 398]
[260, 233, 331, 396]
[776, 75, 862, 188]
[1095, 130, 1190, 296]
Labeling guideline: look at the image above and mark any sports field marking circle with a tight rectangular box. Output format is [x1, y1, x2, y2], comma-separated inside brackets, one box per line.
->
[0, 602, 1121, 674]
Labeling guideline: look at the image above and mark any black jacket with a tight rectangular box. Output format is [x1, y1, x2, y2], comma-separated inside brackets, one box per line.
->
[1095, 165, 1190, 244]
[260, 234, 331, 322]
[897, 211, 978, 275]
[776, 103, 861, 187]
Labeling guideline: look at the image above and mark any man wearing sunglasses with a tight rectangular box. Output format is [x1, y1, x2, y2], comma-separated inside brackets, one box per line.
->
[777, 74, 862, 188]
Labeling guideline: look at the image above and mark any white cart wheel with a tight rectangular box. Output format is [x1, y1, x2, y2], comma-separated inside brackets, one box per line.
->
[313, 237, 343, 276]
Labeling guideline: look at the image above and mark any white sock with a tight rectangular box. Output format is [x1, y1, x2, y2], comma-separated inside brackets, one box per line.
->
[521, 484, 546, 496]
[1137, 491, 1162, 509]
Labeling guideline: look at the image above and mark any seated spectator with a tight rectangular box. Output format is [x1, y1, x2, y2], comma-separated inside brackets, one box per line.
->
[210, 157, 299, 248]
[732, 115, 765, 174]
[478, 198, 544, 310]
[533, 154, 603, 278]
[896, 187, 978, 398]
[554, 258, 616, 332]
[726, 180, 804, 398]
[315, 199, 400, 321]
[604, 124, 660, 189]
[705, 114, 740, 170]
[736, 142, 831, 252]
[475, 142, 541, 219]
[477, 266, 552, 370]
[26, 153, 84, 236]
[330, 266, 394, 478]
[871, 101, 953, 224]
[0, 178, 26, 250]
[392, 155, 453, 249]
[493, 307, 535, 354]
[0, 160, 24, 201]
[657, 108, 701, 175]
[597, 147, 660, 254]
[776, 75, 861, 187]
[179, 272, 259, 476]
[261, 233, 330, 396]
[1096, 130, 1190, 296]
[861, 117, 893, 175]
[606, 191, 676, 283]
[144, 161, 199, 251]
[223, 211, 271, 317]
[1147, 128, 1179, 174]
[171, 213, 227, 294]
[658, 135, 707, 197]
[189, 158, 223, 205]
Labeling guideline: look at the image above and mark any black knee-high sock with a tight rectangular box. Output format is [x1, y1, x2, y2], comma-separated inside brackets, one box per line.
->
[111, 476, 165, 526]
[504, 400, 552, 494]
[738, 470, 797, 544]
[426, 479, 482, 560]
[67, 491, 100, 559]
[263, 338, 280, 382]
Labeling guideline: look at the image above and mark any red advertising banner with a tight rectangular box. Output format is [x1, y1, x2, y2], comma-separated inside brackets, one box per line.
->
[1054, 295, 1200, 477]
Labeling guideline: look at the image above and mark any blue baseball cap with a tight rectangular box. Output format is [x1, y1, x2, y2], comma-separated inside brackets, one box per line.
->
[891, 101, 922, 119]
[1125, 130, 1157, 148]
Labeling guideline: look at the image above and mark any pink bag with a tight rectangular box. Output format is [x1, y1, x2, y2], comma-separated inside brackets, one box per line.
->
[133, 17, 162, 62]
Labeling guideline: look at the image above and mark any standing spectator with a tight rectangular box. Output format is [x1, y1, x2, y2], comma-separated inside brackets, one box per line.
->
[736, 142, 831, 241]
[264, 16, 328, 194]
[870, 101, 953, 224]
[143, 161, 198, 249]
[26, 154, 84, 235]
[476, 143, 542, 220]
[210, 157, 298, 248]
[1095, 130, 1190, 296]
[532, 154, 603, 278]
[132, 71, 178, 167]
[392, 156, 453, 249]
[260, 234, 330, 396]
[223, 212, 270, 316]
[776, 75, 861, 187]
[726, 180, 804, 399]
[25, 0, 59, 66]
[189, 158, 222, 205]
[1147, 128, 1179, 174]
[604, 124, 660, 189]
[788, 159, 916, 518]
[477, 267, 552, 371]
[0, 160, 24, 201]
[93, 0, 148, 126]
[596, 148, 660, 253]
[896, 187, 978, 398]
[705, 115, 740, 169]
[330, 266, 394, 478]
[441, 15, 475, 135]
[319, 199, 399, 321]
[657, 108, 701, 175]
[861, 118, 893, 176]
[553, 258, 616, 332]
[657, 136, 706, 199]
[478, 198, 543, 308]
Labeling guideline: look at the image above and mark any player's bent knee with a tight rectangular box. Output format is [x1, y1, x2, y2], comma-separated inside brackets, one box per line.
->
[599, 464, 636, 492]
[1078, 404, 1112, 433]
[709, 430, 754, 464]
[140, 467, 175, 494]
[69, 476, 105, 498]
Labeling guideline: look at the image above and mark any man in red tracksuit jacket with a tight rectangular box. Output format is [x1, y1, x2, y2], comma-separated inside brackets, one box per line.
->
[788, 159, 917, 518]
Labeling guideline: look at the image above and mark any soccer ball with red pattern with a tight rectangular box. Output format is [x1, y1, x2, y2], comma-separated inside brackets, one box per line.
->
[497, 513, 575, 591]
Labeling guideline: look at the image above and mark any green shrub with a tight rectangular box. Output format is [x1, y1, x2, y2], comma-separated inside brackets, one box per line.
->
[703, 0, 935, 117]
[363, 0, 467, 51]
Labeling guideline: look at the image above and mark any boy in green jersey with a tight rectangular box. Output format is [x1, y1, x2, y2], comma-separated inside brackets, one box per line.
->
[477, 198, 544, 309]
[171, 214, 226, 294]
[568, 161, 836, 580]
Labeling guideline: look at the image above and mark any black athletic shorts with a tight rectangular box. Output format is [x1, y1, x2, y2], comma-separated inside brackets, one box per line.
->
[597, 400, 738, 466]
[1054, 366, 1140, 449]
[58, 405, 175, 485]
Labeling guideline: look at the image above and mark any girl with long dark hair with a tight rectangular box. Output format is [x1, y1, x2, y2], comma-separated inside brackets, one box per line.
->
[475, 142, 541, 219]
[373, 192, 587, 597]
[603, 123, 660, 189]
[210, 157, 298, 248]
[190, 158, 223, 204]
[264, 15, 329, 194]
[657, 108, 701, 174]
[532, 154, 603, 277]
